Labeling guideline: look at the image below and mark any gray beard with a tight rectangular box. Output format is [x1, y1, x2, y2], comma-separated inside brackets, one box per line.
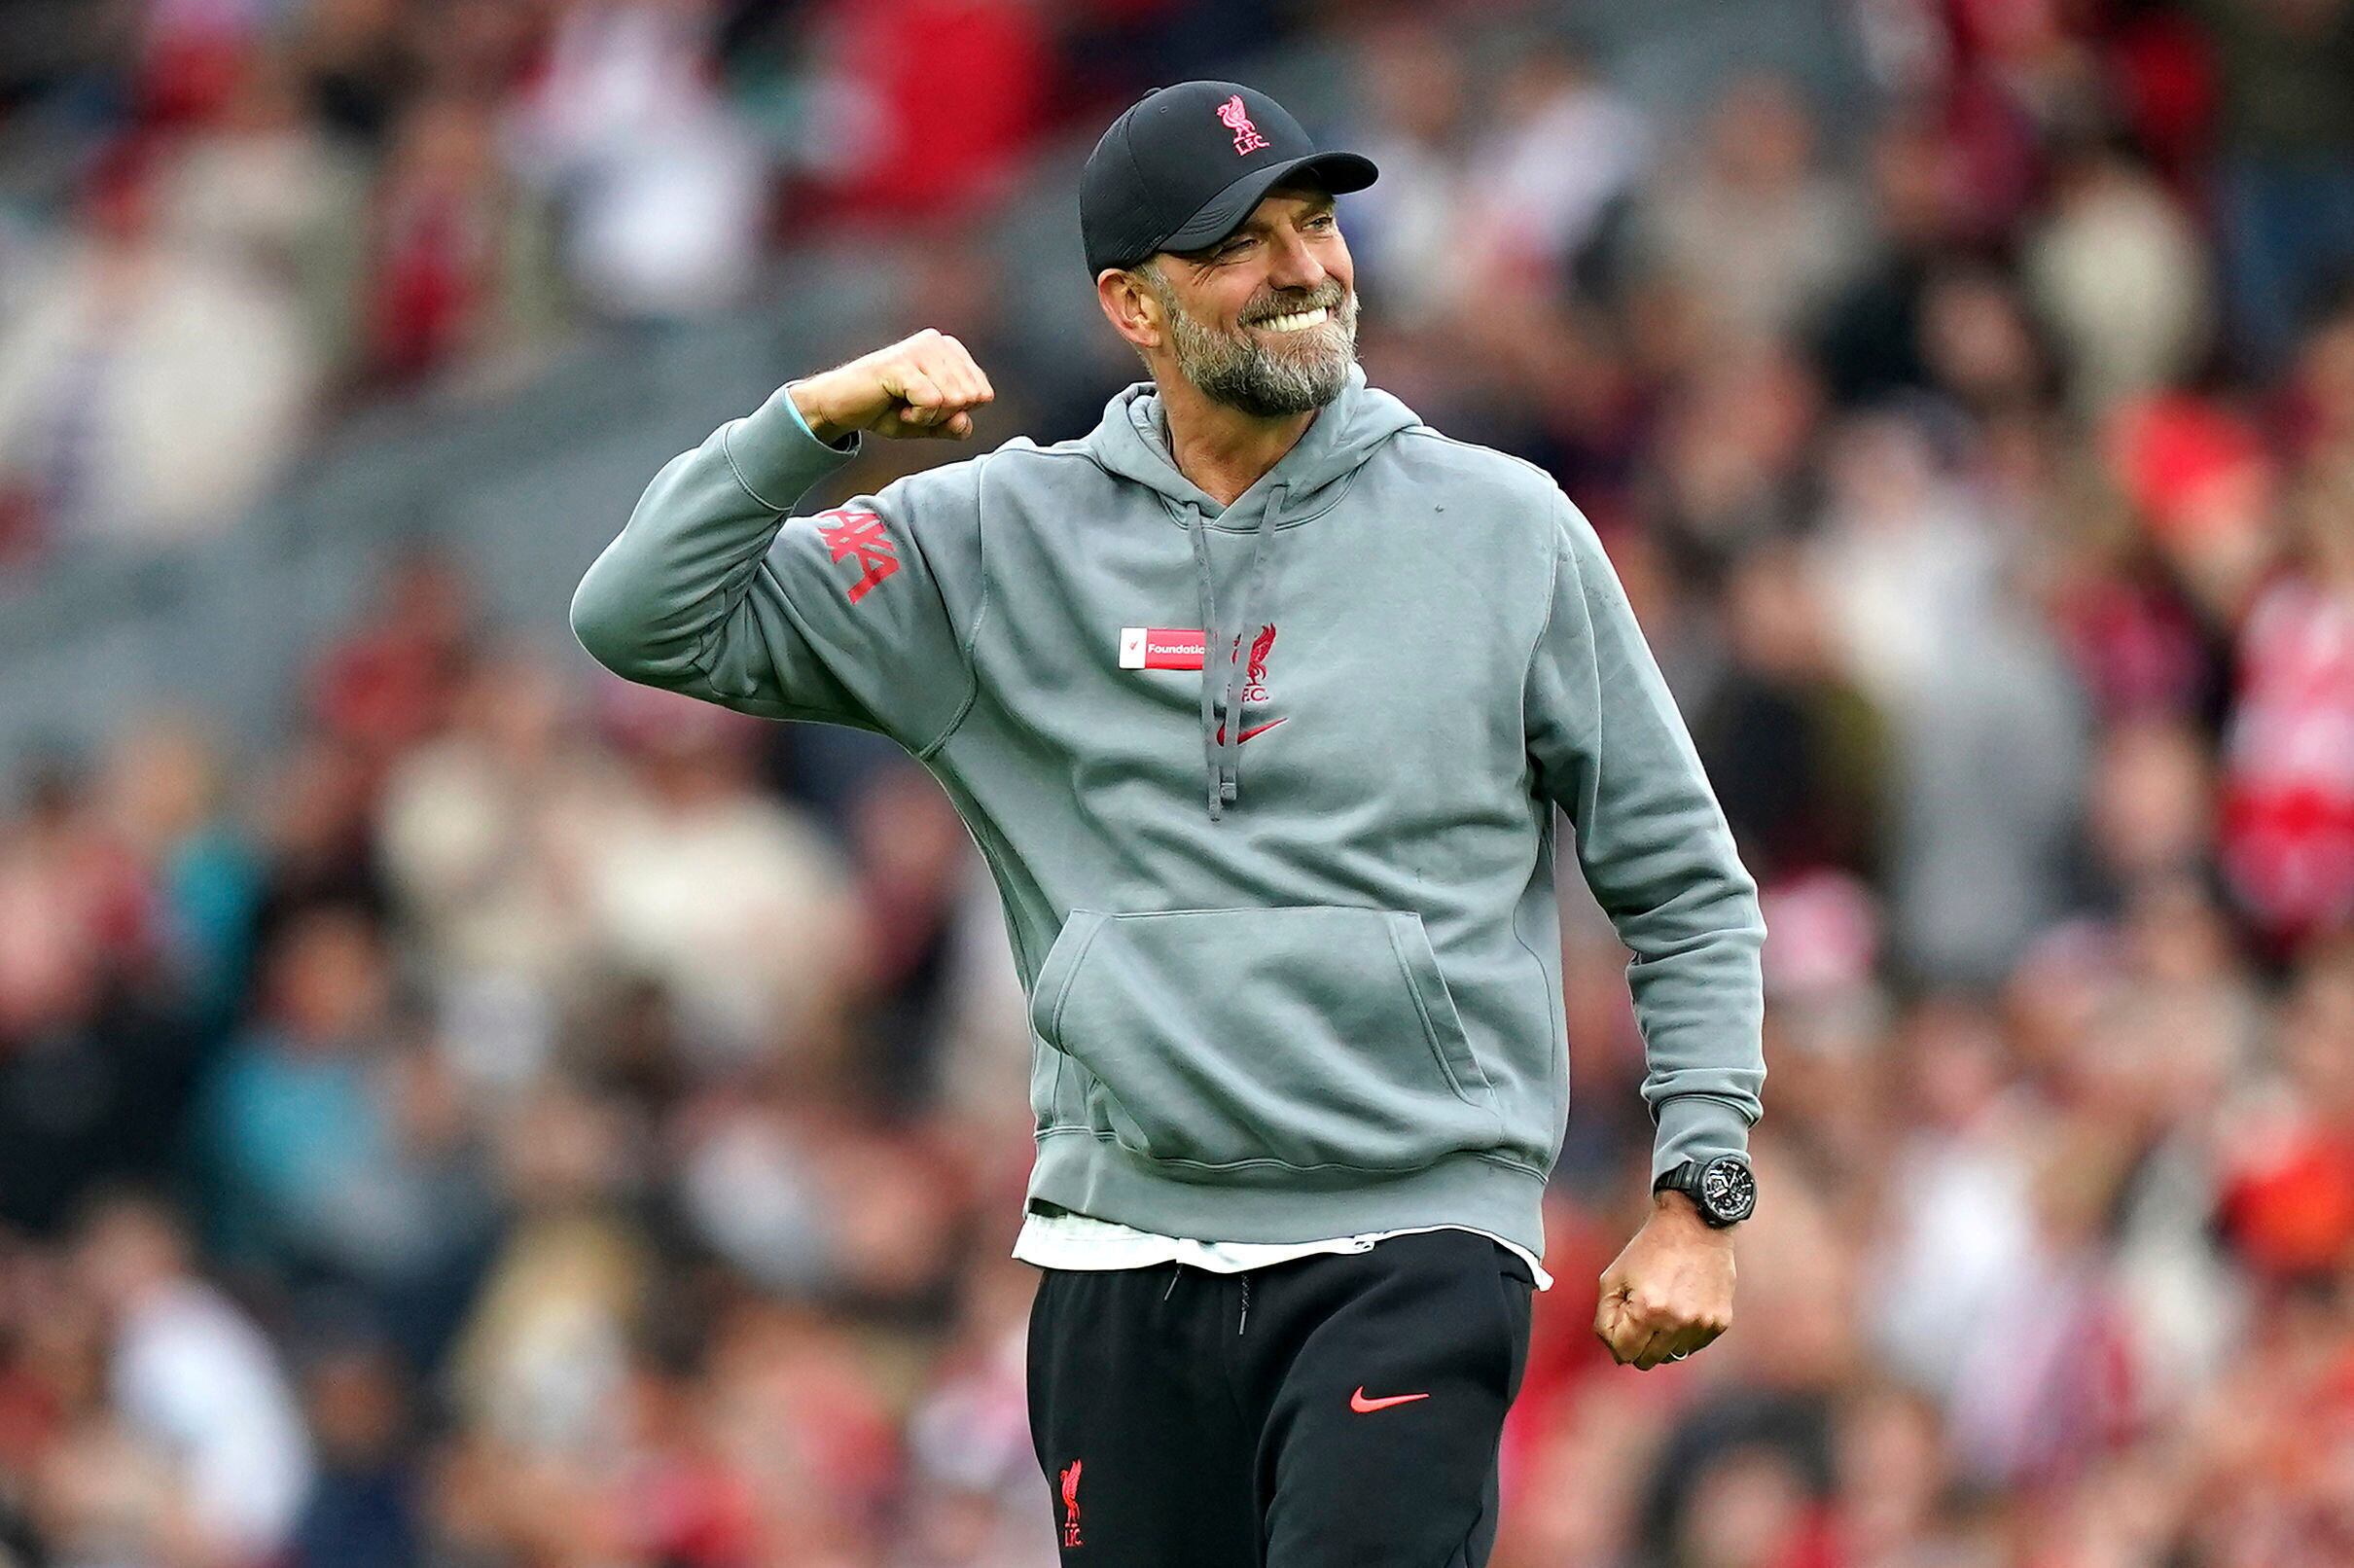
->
[1160, 285, 1361, 417]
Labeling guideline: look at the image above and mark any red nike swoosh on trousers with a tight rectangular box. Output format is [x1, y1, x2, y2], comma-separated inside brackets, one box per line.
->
[1212, 717, 1288, 745]
[1350, 1388, 1431, 1412]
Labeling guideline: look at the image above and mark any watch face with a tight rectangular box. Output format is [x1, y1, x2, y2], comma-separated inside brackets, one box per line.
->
[1699, 1158, 1756, 1224]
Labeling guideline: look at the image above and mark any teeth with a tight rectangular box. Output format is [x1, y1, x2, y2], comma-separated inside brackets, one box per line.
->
[1257, 306, 1329, 333]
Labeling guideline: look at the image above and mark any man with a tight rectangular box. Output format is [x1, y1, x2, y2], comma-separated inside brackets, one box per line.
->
[573, 80, 1765, 1567]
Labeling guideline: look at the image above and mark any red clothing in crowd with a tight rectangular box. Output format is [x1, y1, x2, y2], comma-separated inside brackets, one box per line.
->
[802, 0, 1049, 223]
[2223, 576, 2354, 946]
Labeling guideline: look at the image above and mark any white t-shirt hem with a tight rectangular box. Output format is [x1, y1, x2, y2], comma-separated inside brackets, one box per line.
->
[1011, 1206, 1554, 1292]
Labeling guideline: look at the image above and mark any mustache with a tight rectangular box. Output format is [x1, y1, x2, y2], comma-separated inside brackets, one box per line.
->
[1242, 284, 1348, 325]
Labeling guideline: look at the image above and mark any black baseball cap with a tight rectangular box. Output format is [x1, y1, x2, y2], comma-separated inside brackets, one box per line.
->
[1080, 81, 1378, 276]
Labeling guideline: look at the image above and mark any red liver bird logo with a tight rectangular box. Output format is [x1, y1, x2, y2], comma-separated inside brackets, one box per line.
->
[1058, 1459, 1084, 1548]
[1246, 624, 1276, 690]
[1216, 94, 1270, 156]
[1213, 623, 1285, 745]
[1236, 622, 1277, 703]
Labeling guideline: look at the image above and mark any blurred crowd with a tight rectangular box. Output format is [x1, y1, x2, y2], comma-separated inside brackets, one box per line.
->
[5, 0, 2354, 1566]
[0, 0, 1280, 556]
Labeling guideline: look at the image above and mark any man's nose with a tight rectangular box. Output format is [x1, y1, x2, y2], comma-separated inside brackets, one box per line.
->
[1265, 230, 1327, 291]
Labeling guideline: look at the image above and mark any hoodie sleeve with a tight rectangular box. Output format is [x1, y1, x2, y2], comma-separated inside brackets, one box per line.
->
[570, 382, 980, 754]
[1524, 493, 1766, 1189]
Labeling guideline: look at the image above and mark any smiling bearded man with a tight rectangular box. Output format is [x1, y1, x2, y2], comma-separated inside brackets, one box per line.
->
[573, 78, 1766, 1568]
[1132, 249, 1359, 417]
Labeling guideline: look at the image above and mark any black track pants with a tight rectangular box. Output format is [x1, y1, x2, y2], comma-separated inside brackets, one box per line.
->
[1026, 1228, 1537, 1567]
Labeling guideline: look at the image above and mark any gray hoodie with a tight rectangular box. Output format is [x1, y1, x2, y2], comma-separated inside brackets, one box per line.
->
[571, 364, 1765, 1260]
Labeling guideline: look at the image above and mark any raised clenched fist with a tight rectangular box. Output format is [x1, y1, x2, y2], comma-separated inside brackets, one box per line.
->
[789, 329, 997, 444]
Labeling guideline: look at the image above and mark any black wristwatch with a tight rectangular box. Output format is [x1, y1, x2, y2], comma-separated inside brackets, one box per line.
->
[1653, 1155, 1756, 1228]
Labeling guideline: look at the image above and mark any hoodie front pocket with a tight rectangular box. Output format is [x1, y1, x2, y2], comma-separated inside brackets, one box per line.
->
[1027, 906, 1504, 1178]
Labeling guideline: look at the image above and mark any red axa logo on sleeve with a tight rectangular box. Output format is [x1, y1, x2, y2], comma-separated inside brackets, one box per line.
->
[1217, 94, 1270, 156]
[1058, 1459, 1085, 1548]
[812, 508, 900, 605]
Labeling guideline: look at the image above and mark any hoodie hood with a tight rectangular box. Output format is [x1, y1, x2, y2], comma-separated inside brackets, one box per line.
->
[1082, 363, 1423, 820]
[1083, 361, 1423, 523]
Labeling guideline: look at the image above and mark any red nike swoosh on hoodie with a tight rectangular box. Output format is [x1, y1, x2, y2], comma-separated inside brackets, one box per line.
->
[1213, 717, 1288, 745]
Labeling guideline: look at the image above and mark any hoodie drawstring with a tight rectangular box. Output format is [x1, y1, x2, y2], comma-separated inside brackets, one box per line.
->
[1185, 481, 1287, 822]
[1185, 502, 1221, 817]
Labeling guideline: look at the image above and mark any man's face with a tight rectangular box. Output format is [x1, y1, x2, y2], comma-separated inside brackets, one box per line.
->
[1135, 188, 1359, 417]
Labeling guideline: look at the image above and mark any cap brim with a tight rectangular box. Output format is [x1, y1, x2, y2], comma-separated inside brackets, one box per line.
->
[1156, 151, 1379, 258]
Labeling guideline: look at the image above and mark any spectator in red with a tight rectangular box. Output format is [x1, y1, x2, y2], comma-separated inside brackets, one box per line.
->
[360, 95, 563, 386]
[306, 547, 481, 775]
[792, 0, 1049, 227]
[2220, 471, 2354, 949]
[2215, 944, 2354, 1276]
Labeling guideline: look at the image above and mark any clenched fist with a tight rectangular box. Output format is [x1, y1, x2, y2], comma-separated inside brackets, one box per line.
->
[1592, 1190, 1736, 1370]
[789, 329, 996, 445]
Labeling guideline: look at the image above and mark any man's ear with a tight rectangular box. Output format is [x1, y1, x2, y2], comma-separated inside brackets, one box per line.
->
[1097, 266, 1163, 353]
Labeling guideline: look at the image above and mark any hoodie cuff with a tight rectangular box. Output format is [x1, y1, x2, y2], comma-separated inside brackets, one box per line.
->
[722, 380, 863, 510]
[1650, 1093, 1756, 1187]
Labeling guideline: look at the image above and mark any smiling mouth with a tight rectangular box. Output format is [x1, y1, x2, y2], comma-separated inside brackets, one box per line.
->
[1251, 305, 1331, 333]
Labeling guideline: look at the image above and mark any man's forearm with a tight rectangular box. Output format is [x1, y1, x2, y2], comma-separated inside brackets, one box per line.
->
[570, 382, 860, 686]
[1544, 504, 1767, 1183]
